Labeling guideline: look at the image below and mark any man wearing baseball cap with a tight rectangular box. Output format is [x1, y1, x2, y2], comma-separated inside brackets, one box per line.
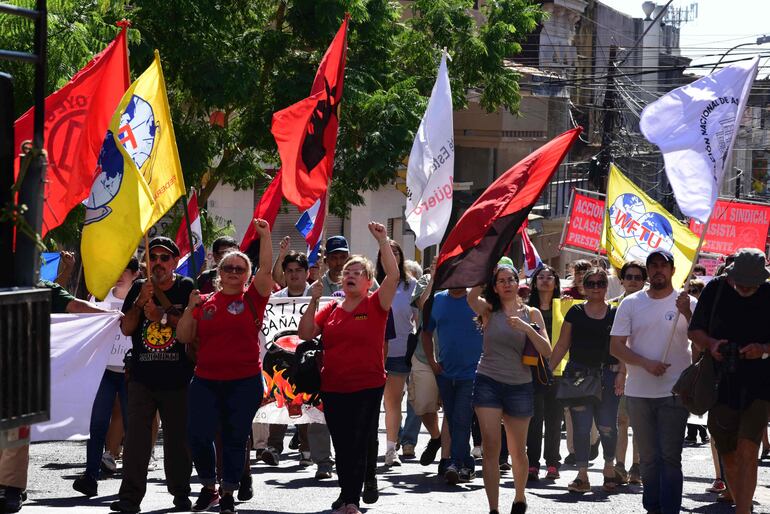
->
[111, 237, 195, 513]
[609, 249, 696, 514]
[689, 248, 770, 514]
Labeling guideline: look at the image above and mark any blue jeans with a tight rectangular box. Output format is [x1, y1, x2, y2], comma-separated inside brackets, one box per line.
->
[568, 367, 620, 468]
[436, 375, 475, 471]
[188, 375, 262, 491]
[86, 370, 128, 479]
[626, 395, 689, 514]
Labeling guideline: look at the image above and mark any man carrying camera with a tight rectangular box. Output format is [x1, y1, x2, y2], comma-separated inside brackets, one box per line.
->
[688, 248, 770, 514]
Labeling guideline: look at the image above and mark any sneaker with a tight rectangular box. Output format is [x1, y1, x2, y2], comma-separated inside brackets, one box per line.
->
[344, 504, 362, 514]
[362, 479, 379, 504]
[254, 447, 265, 462]
[73, 473, 98, 497]
[299, 451, 313, 467]
[173, 496, 192, 511]
[628, 463, 642, 484]
[444, 464, 460, 485]
[567, 477, 590, 493]
[261, 447, 280, 466]
[109, 499, 140, 513]
[499, 461, 512, 472]
[564, 453, 576, 466]
[101, 451, 118, 473]
[511, 501, 527, 514]
[219, 493, 236, 514]
[237, 472, 253, 501]
[385, 448, 401, 466]
[288, 430, 300, 450]
[459, 468, 475, 482]
[527, 466, 539, 481]
[589, 440, 600, 461]
[545, 466, 560, 480]
[707, 479, 726, 493]
[315, 462, 333, 479]
[471, 445, 483, 459]
[420, 437, 442, 466]
[614, 463, 629, 484]
[3, 487, 23, 513]
[193, 487, 219, 512]
[402, 443, 416, 459]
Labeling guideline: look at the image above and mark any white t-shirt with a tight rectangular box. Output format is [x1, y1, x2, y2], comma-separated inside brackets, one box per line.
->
[91, 288, 130, 372]
[610, 289, 695, 398]
[272, 285, 311, 297]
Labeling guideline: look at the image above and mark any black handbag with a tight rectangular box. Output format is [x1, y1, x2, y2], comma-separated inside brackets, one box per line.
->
[292, 338, 323, 394]
[556, 368, 602, 406]
[672, 280, 725, 415]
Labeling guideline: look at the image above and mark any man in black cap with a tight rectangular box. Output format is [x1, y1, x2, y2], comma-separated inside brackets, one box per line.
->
[610, 249, 695, 514]
[110, 237, 195, 513]
[689, 247, 770, 514]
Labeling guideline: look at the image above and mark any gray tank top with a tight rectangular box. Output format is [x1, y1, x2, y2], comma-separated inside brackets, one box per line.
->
[476, 309, 533, 385]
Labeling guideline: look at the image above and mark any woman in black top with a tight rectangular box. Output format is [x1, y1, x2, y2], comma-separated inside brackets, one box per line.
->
[550, 268, 624, 494]
[525, 265, 563, 480]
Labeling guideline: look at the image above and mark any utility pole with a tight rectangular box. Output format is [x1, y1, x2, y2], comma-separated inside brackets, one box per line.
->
[595, 45, 617, 193]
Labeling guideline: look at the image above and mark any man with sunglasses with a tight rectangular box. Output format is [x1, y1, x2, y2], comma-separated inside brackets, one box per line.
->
[610, 250, 695, 514]
[111, 237, 195, 513]
[198, 236, 239, 294]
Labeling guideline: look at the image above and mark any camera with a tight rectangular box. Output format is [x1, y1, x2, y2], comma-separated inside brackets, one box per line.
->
[718, 341, 741, 374]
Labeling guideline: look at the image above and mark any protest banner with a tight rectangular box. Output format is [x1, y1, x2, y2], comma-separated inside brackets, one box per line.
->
[255, 296, 334, 424]
[562, 190, 605, 253]
[689, 199, 770, 256]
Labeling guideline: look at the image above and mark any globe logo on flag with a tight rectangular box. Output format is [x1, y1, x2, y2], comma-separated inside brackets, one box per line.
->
[118, 95, 157, 174]
[608, 193, 675, 262]
[84, 131, 125, 225]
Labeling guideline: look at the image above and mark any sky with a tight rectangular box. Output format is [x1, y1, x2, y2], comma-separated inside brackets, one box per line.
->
[600, 0, 770, 76]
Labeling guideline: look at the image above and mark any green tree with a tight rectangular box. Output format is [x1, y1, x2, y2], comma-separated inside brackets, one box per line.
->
[2, 0, 543, 236]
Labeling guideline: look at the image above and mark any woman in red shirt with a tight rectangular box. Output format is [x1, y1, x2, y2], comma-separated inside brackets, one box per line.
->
[177, 219, 273, 514]
[298, 222, 399, 514]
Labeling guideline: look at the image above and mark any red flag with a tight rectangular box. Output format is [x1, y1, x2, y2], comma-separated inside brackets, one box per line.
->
[240, 169, 284, 252]
[272, 15, 349, 210]
[434, 128, 582, 290]
[14, 25, 130, 236]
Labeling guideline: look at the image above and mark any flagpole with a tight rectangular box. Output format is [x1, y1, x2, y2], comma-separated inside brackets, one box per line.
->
[181, 188, 199, 288]
[144, 232, 151, 281]
[660, 215, 712, 363]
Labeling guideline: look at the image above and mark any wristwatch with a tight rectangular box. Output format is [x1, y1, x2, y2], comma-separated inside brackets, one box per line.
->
[762, 344, 769, 360]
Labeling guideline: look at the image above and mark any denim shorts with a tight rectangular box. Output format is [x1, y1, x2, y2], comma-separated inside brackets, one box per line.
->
[472, 373, 534, 418]
[385, 356, 411, 375]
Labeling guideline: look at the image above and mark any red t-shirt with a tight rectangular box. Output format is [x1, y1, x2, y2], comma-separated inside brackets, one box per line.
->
[315, 290, 388, 393]
[193, 286, 268, 380]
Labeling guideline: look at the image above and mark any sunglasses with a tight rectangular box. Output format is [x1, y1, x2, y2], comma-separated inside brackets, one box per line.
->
[149, 253, 172, 262]
[220, 265, 247, 275]
[584, 280, 608, 289]
[624, 274, 644, 281]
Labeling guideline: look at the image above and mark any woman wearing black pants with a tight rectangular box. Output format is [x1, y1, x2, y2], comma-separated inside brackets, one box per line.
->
[299, 222, 399, 514]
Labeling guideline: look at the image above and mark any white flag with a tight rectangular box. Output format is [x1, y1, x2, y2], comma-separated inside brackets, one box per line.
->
[640, 57, 758, 223]
[405, 52, 454, 249]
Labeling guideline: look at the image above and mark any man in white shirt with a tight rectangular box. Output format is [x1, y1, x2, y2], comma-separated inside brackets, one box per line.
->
[610, 250, 695, 514]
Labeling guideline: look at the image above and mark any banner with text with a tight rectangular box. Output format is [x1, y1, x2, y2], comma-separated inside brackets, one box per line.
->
[563, 191, 604, 252]
[689, 199, 770, 256]
[255, 296, 334, 425]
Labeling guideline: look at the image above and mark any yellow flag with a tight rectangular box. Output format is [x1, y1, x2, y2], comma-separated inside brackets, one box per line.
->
[550, 298, 583, 376]
[601, 164, 697, 288]
[81, 52, 186, 299]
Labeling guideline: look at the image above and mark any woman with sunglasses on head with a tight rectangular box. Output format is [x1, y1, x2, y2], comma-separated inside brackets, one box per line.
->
[298, 222, 399, 514]
[525, 265, 563, 481]
[177, 218, 273, 514]
[468, 264, 551, 514]
[549, 267, 624, 494]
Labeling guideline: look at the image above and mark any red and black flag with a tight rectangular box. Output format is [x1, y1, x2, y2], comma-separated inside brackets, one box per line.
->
[433, 128, 582, 290]
[272, 15, 349, 210]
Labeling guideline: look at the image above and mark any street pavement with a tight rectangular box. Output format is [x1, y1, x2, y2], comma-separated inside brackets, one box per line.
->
[19, 412, 770, 514]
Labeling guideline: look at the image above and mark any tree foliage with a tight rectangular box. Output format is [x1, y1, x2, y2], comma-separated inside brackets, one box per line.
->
[2, 0, 543, 232]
